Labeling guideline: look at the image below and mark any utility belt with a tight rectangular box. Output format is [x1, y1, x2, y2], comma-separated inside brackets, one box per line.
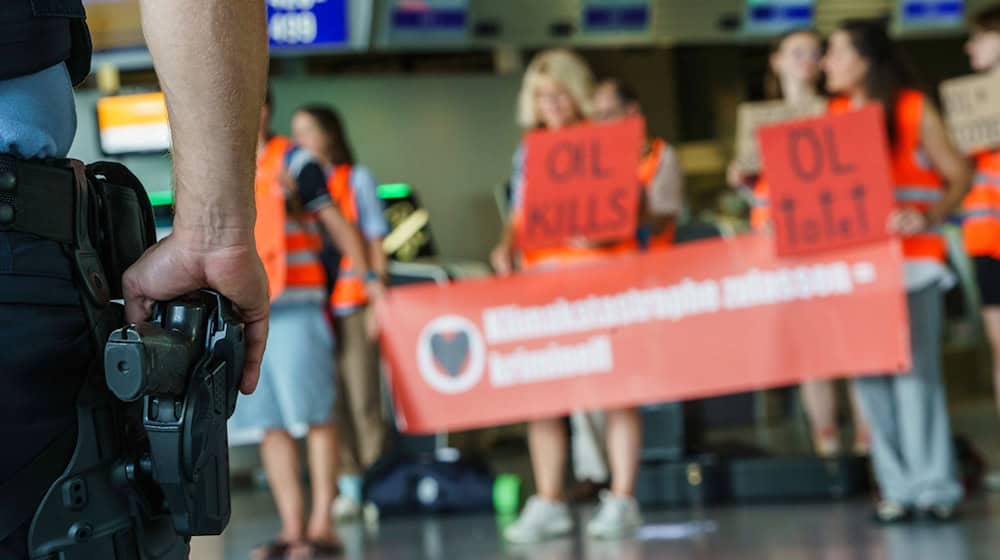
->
[0, 156, 245, 559]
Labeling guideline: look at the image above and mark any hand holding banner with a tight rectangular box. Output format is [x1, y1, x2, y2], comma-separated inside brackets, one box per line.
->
[519, 117, 645, 250]
[758, 105, 895, 257]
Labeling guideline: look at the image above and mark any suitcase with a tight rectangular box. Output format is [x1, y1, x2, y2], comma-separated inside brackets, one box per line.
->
[729, 455, 870, 502]
[635, 455, 729, 507]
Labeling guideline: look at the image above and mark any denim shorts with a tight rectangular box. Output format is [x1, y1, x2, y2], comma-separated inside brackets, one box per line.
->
[228, 301, 336, 445]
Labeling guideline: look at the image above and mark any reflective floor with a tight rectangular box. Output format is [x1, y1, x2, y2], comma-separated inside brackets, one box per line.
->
[193, 397, 1000, 559]
[190, 491, 1000, 560]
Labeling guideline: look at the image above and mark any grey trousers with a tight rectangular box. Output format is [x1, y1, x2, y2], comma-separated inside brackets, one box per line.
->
[851, 285, 964, 507]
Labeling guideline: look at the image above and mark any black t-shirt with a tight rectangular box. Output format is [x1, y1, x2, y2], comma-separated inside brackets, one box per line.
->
[293, 161, 342, 294]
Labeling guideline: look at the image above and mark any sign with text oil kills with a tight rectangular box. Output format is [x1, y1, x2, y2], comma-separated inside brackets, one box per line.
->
[519, 117, 645, 250]
[758, 105, 895, 257]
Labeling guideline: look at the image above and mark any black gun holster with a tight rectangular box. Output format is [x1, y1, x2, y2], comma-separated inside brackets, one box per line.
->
[0, 157, 186, 559]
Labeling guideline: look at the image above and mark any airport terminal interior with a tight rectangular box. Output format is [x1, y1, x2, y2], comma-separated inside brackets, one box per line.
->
[44, 0, 1000, 558]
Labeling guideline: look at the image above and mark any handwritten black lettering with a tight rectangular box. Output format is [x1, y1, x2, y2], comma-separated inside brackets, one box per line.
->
[789, 128, 823, 182]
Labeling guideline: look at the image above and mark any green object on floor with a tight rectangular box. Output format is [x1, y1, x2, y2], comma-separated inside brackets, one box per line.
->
[493, 474, 521, 516]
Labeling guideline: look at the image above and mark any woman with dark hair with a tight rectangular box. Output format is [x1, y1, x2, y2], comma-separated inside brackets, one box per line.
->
[292, 105, 390, 522]
[963, 5, 1000, 426]
[823, 18, 972, 523]
[728, 29, 871, 458]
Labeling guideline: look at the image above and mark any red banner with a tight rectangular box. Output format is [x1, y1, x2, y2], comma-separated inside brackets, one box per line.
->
[758, 105, 895, 257]
[519, 117, 645, 250]
[377, 236, 911, 435]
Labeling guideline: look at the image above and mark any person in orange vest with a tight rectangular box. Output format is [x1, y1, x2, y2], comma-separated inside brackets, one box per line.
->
[823, 18, 972, 523]
[593, 78, 683, 249]
[230, 90, 372, 559]
[491, 49, 644, 544]
[290, 104, 390, 522]
[727, 29, 872, 458]
[561, 77, 685, 503]
[963, 6, 1000, 428]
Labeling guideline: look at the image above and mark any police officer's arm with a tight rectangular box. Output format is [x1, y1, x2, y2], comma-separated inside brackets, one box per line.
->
[122, 0, 270, 394]
[892, 103, 971, 234]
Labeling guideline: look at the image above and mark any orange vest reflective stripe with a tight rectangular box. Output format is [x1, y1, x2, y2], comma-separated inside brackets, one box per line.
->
[750, 175, 771, 231]
[255, 136, 291, 300]
[638, 138, 676, 249]
[963, 149, 1000, 258]
[284, 217, 327, 290]
[829, 91, 946, 262]
[326, 164, 370, 310]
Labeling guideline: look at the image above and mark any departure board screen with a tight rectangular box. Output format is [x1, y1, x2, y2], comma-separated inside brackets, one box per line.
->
[390, 0, 468, 33]
[744, 0, 815, 34]
[266, 0, 351, 51]
[582, 0, 651, 32]
[898, 0, 964, 29]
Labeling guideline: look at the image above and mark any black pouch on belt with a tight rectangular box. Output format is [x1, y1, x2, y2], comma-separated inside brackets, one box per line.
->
[84, 161, 157, 298]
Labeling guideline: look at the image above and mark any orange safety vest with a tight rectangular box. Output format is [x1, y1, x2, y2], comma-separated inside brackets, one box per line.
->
[256, 135, 327, 299]
[255, 136, 290, 300]
[830, 92, 948, 262]
[326, 164, 370, 312]
[637, 138, 677, 250]
[963, 149, 1000, 258]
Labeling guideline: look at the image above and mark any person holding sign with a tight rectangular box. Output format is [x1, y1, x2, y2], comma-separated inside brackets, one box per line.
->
[491, 49, 644, 544]
[823, 18, 972, 523]
[727, 28, 871, 459]
[728, 28, 825, 231]
[963, 5, 1000, 422]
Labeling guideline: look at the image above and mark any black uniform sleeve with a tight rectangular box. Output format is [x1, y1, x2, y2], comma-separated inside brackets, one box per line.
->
[295, 162, 333, 213]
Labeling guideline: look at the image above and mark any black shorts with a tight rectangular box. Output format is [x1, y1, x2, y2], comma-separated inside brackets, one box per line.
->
[974, 256, 1000, 307]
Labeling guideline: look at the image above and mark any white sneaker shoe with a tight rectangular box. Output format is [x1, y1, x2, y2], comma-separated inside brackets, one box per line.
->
[586, 492, 642, 540]
[503, 496, 574, 544]
[333, 495, 363, 521]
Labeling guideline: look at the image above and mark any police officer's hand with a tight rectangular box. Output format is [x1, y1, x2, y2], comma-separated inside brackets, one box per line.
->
[122, 233, 270, 395]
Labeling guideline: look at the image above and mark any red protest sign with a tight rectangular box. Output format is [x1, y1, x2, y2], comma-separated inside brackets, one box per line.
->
[519, 117, 645, 250]
[377, 236, 910, 435]
[758, 104, 895, 257]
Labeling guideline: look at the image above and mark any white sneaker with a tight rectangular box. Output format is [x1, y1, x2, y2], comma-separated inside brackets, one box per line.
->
[503, 496, 574, 544]
[362, 501, 380, 526]
[586, 492, 642, 540]
[333, 495, 362, 521]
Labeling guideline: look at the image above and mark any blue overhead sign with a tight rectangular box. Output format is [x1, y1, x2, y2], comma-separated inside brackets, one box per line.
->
[899, 0, 964, 27]
[744, 0, 815, 34]
[391, 0, 468, 32]
[266, 0, 349, 50]
[582, 0, 650, 32]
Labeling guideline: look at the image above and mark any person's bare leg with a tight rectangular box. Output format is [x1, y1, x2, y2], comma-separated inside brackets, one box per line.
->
[984, 307, 1000, 415]
[605, 408, 642, 497]
[847, 381, 872, 453]
[800, 379, 840, 456]
[528, 419, 568, 502]
[260, 429, 306, 544]
[304, 422, 339, 544]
